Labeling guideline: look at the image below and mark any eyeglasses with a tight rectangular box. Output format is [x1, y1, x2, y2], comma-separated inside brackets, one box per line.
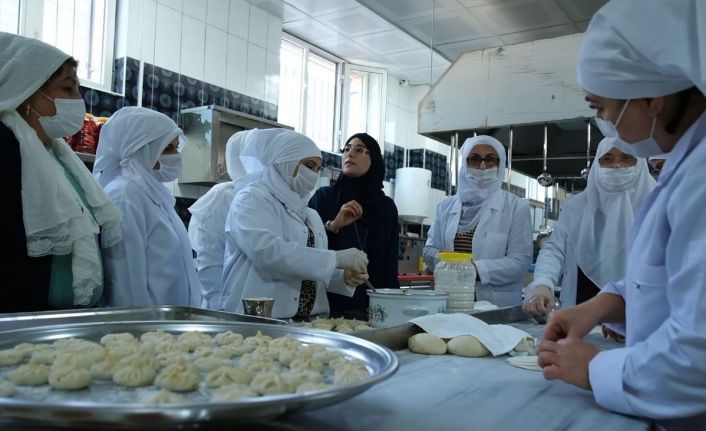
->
[598, 153, 637, 168]
[467, 155, 500, 168]
[340, 145, 370, 156]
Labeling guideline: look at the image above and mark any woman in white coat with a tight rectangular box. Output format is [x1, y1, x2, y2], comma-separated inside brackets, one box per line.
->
[94, 107, 201, 307]
[537, 1, 706, 428]
[424, 135, 533, 307]
[187, 129, 257, 308]
[523, 136, 655, 317]
[220, 129, 369, 319]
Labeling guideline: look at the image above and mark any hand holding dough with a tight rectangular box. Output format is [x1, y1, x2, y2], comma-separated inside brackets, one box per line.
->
[506, 355, 542, 371]
[408, 333, 447, 355]
[447, 335, 490, 357]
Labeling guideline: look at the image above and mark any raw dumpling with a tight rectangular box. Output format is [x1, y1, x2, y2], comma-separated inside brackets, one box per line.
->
[311, 319, 334, 331]
[333, 365, 370, 385]
[155, 360, 200, 392]
[269, 336, 302, 350]
[90, 353, 120, 381]
[506, 355, 542, 371]
[329, 357, 365, 372]
[53, 352, 92, 370]
[13, 343, 51, 358]
[49, 367, 91, 390]
[297, 344, 326, 356]
[312, 349, 343, 365]
[214, 331, 243, 346]
[30, 347, 57, 365]
[243, 331, 272, 349]
[113, 363, 157, 388]
[244, 361, 280, 374]
[280, 370, 323, 389]
[238, 353, 274, 369]
[205, 366, 253, 387]
[447, 335, 490, 357]
[116, 353, 159, 371]
[140, 330, 174, 345]
[252, 346, 279, 361]
[296, 382, 331, 393]
[335, 324, 353, 333]
[211, 384, 258, 401]
[353, 325, 372, 332]
[53, 338, 94, 351]
[0, 379, 15, 397]
[249, 372, 293, 396]
[218, 343, 255, 357]
[513, 337, 536, 353]
[289, 357, 324, 373]
[58, 342, 107, 363]
[193, 346, 232, 360]
[193, 357, 233, 373]
[107, 342, 151, 359]
[176, 331, 213, 352]
[408, 333, 447, 355]
[276, 349, 301, 367]
[151, 340, 189, 354]
[155, 352, 192, 369]
[0, 349, 25, 366]
[140, 389, 185, 404]
[100, 333, 136, 346]
[9, 360, 50, 386]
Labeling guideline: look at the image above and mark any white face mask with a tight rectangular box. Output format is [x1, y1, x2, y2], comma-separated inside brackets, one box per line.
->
[602, 99, 666, 158]
[599, 166, 638, 192]
[467, 167, 497, 188]
[292, 164, 319, 198]
[32, 91, 86, 139]
[152, 153, 183, 182]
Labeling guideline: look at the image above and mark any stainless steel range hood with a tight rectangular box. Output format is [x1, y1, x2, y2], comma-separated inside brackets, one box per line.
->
[417, 33, 604, 190]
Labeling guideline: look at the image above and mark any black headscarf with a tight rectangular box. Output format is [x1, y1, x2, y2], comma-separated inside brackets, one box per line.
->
[330, 133, 386, 224]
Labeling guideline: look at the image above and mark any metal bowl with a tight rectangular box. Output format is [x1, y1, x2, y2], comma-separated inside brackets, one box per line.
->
[537, 172, 553, 187]
[0, 321, 398, 429]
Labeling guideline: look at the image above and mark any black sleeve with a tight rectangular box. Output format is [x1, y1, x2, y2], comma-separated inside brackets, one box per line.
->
[308, 186, 336, 244]
[386, 198, 400, 289]
[0, 123, 52, 313]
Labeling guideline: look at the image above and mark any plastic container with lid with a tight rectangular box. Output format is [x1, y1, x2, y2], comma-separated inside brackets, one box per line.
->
[433, 252, 476, 313]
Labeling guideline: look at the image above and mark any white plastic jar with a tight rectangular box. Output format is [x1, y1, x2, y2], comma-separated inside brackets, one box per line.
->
[433, 252, 476, 313]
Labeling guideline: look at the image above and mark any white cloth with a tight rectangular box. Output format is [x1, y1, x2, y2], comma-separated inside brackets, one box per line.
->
[589, 111, 706, 427]
[95, 107, 201, 307]
[527, 138, 655, 305]
[456, 135, 506, 232]
[577, 0, 705, 98]
[0, 32, 122, 305]
[220, 129, 354, 317]
[409, 313, 533, 357]
[423, 189, 533, 307]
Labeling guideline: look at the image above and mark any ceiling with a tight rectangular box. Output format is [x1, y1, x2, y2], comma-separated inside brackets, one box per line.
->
[248, 0, 607, 84]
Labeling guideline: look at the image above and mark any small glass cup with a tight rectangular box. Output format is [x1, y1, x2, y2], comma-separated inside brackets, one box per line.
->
[241, 297, 275, 318]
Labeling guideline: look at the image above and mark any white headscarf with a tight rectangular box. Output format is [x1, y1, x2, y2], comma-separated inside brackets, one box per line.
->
[456, 135, 506, 233]
[577, 0, 705, 98]
[0, 32, 122, 305]
[236, 129, 321, 221]
[571, 137, 656, 288]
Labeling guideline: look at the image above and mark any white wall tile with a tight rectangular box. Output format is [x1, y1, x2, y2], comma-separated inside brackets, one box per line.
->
[395, 106, 408, 148]
[265, 51, 280, 104]
[406, 111, 424, 149]
[267, 14, 283, 53]
[228, 0, 250, 40]
[246, 43, 267, 100]
[157, 0, 183, 12]
[154, 4, 182, 72]
[204, 25, 228, 88]
[248, 5, 269, 48]
[183, 0, 206, 21]
[225, 35, 248, 94]
[138, 0, 158, 64]
[180, 15, 206, 80]
[206, 0, 229, 31]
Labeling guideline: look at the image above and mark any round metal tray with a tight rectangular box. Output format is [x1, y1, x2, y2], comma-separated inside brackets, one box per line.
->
[0, 320, 398, 429]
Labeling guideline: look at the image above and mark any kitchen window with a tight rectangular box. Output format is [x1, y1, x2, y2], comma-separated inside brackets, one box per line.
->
[278, 36, 338, 152]
[1, 0, 116, 92]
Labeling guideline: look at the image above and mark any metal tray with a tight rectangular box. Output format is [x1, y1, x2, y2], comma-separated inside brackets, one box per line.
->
[0, 306, 286, 332]
[0, 320, 398, 429]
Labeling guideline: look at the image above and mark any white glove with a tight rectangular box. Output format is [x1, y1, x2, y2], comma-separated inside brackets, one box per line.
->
[335, 248, 368, 273]
[344, 269, 369, 287]
[522, 285, 555, 317]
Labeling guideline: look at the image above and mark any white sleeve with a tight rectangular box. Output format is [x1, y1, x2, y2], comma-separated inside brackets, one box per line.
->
[423, 203, 445, 270]
[228, 190, 336, 283]
[474, 199, 533, 286]
[188, 214, 226, 306]
[525, 209, 571, 294]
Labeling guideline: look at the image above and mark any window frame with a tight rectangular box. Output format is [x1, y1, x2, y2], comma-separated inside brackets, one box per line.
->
[338, 63, 388, 151]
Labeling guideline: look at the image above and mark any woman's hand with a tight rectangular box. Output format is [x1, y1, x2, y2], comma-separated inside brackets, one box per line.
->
[522, 285, 555, 317]
[538, 338, 600, 390]
[330, 200, 363, 231]
[344, 269, 369, 287]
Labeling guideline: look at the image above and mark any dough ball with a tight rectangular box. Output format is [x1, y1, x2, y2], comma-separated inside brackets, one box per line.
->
[211, 384, 258, 401]
[155, 360, 200, 392]
[214, 331, 243, 346]
[408, 333, 447, 355]
[49, 367, 91, 390]
[0, 349, 25, 366]
[447, 335, 490, 357]
[9, 360, 50, 386]
[205, 366, 253, 388]
[513, 337, 536, 353]
[0, 379, 15, 397]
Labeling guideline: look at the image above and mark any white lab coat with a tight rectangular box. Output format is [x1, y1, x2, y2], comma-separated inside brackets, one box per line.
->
[219, 183, 353, 318]
[525, 194, 584, 307]
[589, 112, 706, 427]
[102, 177, 202, 307]
[423, 190, 533, 307]
[187, 182, 235, 308]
